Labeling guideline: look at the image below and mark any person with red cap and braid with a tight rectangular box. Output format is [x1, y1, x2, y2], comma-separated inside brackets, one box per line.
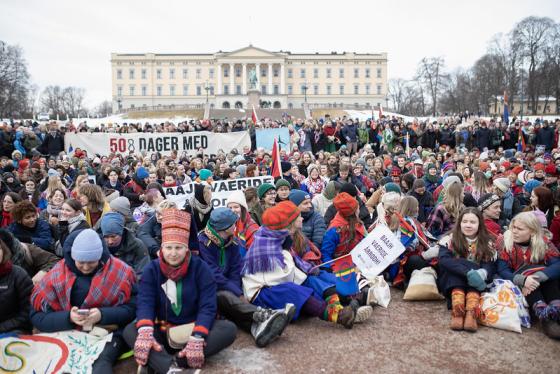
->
[124, 208, 236, 373]
[242, 201, 357, 329]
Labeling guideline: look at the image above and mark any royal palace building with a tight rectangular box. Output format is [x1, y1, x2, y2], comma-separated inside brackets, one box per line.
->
[111, 45, 388, 112]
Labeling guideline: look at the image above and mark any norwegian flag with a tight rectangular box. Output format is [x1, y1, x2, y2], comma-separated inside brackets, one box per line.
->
[271, 137, 281, 178]
[251, 105, 259, 124]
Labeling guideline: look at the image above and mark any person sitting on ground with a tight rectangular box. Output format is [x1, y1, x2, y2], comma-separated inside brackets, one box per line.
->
[184, 183, 213, 231]
[133, 188, 165, 225]
[9, 200, 54, 252]
[31, 229, 137, 374]
[496, 211, 560, 339]
[426, 179, 464, 238]
[478, 193, 503, 237]
[124, 208, 237, 372]
[123, 166, 150, 210]
[250, 183, 276, 225]
[0, 238, 33, 333]
[409, 178, 434, 223]
[438, 207, 496, 332]
[109, 196, 140, 233]
[274, 179, 291, 203]
[199, 207, 292, 348]
[39, 187, 67, 226]
[79, 183, 111, 229]
[226, 190, 259, 257]
[289, 189, 326, 248]
[100, 212, 149, 278]
[137, 200, 181, 258]
[0, 192, 22, 227]
[55, 198, 90, 256]
[242, 201, 357, 329]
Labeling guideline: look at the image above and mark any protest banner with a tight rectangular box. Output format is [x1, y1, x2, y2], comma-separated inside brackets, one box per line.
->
[163, 175, 274, 208]
[350, 224, 406, 279]
[256, 128, 291, 151]
[65, 131, 251, 157]
[0, 331, 113, 374]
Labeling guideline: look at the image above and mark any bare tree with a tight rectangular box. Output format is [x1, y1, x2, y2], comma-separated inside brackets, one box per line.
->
[62, 86, 85, 118]
[388, 78, 408, 113]
[40, 85, 65, 118]
[0, 41, 31, 118]
[416, 57, 448, 116]
[93, 100, 113, 118]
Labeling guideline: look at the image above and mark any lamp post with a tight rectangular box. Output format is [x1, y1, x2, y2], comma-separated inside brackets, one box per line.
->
[385, 95, 389, 110]
[302, 82, 308, 104]
[117, 96, 122, 113]
[204, 80, 210, 104]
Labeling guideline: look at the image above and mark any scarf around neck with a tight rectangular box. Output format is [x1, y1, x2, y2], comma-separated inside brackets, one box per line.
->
[0, 260, 13, 277]
[158, 250, 191, 282]
[204, 224, 233, 268]
[242, 227, 289, 275]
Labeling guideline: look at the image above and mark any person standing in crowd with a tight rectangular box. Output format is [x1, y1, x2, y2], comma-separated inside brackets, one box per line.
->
[496, 212, 560, 339]
[36, 122, 65, 157]
[199, 207, 292, 347]
[124, 208, 237, 372]
[31, 229, 137, 373]
[438, 208, 496, 332]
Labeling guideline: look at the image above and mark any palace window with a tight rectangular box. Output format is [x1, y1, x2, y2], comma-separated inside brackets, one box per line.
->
[287, 85, 293, 95]
[156, 69, 162, 79]
[129, 69, 135, 79]
[156, 86, 162, 96]
[224, 67, 229, 78]
[116, 69, 122, 79]
[141, 69, 147, 79]
[354, 68, 359, 78]
[273, 68, 279, 77]
[313, 85, 319, 95]
[209, 68, 214, 79]
[196, 86, 202, 96]
[236, 68, 241, 77]
[129, 85, 135, 96]
[365, 85, 370, 95]
[377, 84, 382, 95]
[262, 85, 267, 94]
[339, 85, 345, 95]
[223, 85, 229, 95]
[261, 68, 266, 77]
[169, 69, 175, 79]
[354, 84, 359, 95]
[313, 68, 319, 79]
[326, 85, 332, 95]
[117, 86, 123, 96]
[339, 68, 344, 78]
[274, 85, 279, 95]
[183, 85, 189, 95]
[141, 86, 147, 96]
[236, 85, 241, 95]
[365, 68, 370, 78]
[196, 69, 201, 79]
[300, 68, 306, 79]
[287, 69, 293, 78]
[377, 68, 382, 78]
[326, 68, 331, 78]
[183, 69, 188, 79]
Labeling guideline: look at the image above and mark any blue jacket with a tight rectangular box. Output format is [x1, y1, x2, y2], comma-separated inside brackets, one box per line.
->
[137, 214, 162, 257]
[437, 245, 496, 296]
[30, 235, 137, 333]
[341, 124, 358, 142]
[302, 209, 326, 248]
[496, 255, 560, 282]
[9, 218, 53, 252]
[197, 232, 243, 297]
[136, 257, 217, 338]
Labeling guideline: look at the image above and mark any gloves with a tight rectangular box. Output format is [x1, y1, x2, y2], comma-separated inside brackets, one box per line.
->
[421, 245, 439, 260]
[178, 336, 205, 368]
[134, 327, 162, 366]
[467, 269, 487, 291]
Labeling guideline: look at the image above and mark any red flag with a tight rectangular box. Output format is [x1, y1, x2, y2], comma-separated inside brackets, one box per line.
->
[378, 105, 383, 120]
[271, 138, 281, 178]
[252, 105, 259, 124]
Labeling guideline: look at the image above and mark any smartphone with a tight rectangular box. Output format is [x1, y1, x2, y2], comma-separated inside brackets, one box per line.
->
[77, 309, 90, 316]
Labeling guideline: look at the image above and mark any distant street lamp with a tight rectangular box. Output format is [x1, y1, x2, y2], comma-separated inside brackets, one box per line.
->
[204, 80, 210, 104]
[117, 96, 122, 112]
[302, 82, 308, 104]
[385, 95, 389, 110]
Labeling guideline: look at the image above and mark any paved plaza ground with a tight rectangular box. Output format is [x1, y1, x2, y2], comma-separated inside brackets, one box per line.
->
[115, 289, 558, 373]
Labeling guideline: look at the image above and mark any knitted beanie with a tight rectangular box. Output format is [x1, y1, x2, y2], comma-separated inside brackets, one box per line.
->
[478, 193, 501, 211]
[262, 201, 300, 230]
[391, 166, 402, 176]
[412, 178, 426, 190]
[289, 190, 311, 207]
[517, 170, 531, 185]
[524, 180, 542, 194]
[136, 167, 149, 180]
[71, 229, 103, 262]
[100, 212, 125, 237]
[226, 190, 248, 211]
[281, 161, 292, 173]
[493, 178, 511, 193]
[109, 196, 131, 217]
[275, 178, 291, 190]
[340, 182, 358, 197]
[545, 164, 558, 176]
[199, 169, 212, 181]
[161, 208, 191, 246]
[323, 181, 337, 200]
[384, 182, 402, 194]
[333, 192, 358, 217]
[47, 169, 60, 178]
[534, 163, 545, 171]
[442, 176, 461, 189]
[257, 183, 276, 199]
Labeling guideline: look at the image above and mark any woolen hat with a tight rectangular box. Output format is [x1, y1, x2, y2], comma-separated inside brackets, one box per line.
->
[199, 169, 212, 181]
[275, 179, 291, 190]
[209, 207, 238, 231]
[517, 170, 531, 185]
[281, 161, 292, 173]
[71, 229, 103, 262]
[257, 183, 276, 199]
[161, 208, 191, 246]
[262, 201, 300, 230]
[226, 190, 248, 211]
[442, 176, 461, 189]
[47, 169, 60, 178]
[333, 192, 358, 217]
[492, 178, 511, 193]
[100, 212, 125, 237]
[524, 180, 542, 194]
[391, 166, 402, 176]
[384, 182, 402, 194]
[412, 178, 426, 190]
[110, 196, 131, 217]
[545, 164, 558, 176]
[136, 167, 149, 180]
[340, 182, 358, 197]
[323, 181, 337, 200]
[478, 193, 501, 211]
[289, 190, 311, 207]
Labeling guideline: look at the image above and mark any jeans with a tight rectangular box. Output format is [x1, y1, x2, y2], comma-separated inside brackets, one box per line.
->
[217, 290, 257, 333]
[92, 335, 127, 374]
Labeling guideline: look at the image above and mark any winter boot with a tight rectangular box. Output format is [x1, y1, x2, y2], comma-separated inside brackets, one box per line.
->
[532, 300, 548, 321]
[546, 300, 560, 322]
[354, 302, 374, 324]
[278, 303, 296, 336]
[464, 291, 480, 332]
[450, 288, 465, 331]
[251, 307, 289, 348]
[337, 301, 357, 329]
[324, 294, 355, 329]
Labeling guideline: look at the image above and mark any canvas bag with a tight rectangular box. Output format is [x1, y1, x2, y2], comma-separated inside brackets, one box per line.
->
[369, 275, 391, 308]
[403, 267, 444, 301]
[478, 280, 523, 333]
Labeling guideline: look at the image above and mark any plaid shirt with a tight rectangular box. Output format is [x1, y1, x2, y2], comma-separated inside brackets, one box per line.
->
[426, 204, 454, 238]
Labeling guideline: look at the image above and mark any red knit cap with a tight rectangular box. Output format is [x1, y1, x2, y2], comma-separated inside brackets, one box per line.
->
[333, 192, 359, 217]
[501, 161, 511, 170]
[479, 162, 489, 172]
[512, 165, 524, 175]
[161, 208, 191, 246]
[534, 163, 545, 171]
[262, 201, 300, 230]
[391, 166, 402, 176]
[545, 164, 558, 176]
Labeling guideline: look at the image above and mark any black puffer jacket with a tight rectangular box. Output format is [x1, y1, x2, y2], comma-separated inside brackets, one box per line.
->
[0, 264, 33, 333]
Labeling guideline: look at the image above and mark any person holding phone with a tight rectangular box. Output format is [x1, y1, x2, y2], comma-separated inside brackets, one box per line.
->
[30, 229, 137, 373]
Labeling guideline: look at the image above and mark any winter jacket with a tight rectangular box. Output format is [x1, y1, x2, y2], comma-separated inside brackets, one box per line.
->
[106, 228, 150, 278]
[37, 132, 65, 156]
[341, 124, 358, 143]
[536, 126, 555, 151]
[135, 256, 217, 338]
[324, 198, 373, 228]
[137, 214, 162, 258]
[198, 231, 243, 297]
[9, 218, 54, 252]
[409, 190, 435, 223]
[421, 130, 437, 149]
[123, 175, 147, 209]
[301, 209, 327, 248]
[0, 265, 33, 333]
[30, 235, 137, 333]
[474, 127, 490, 150]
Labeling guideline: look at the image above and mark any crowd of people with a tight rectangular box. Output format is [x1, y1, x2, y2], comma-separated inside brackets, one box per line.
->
[1, 113, 560, 373]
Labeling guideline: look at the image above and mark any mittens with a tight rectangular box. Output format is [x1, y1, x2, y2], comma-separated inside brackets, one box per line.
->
[134, 327, 162, 366]
[467, 269, 486, 291]
[178, 336, 205, 368]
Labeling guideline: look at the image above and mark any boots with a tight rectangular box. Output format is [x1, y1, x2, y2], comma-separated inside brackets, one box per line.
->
[464, 291, 480, 332]
[251, 307, 289, 348]
[337, 302, 357, 329]
[450, 289, 465, 331]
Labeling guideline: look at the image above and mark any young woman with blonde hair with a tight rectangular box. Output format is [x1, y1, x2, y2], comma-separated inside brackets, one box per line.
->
[426, 180, 464, 238]
[496, 211, 560, 339]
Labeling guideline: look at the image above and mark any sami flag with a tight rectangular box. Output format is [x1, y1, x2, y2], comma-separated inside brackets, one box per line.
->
[517, 127, 526, 152]
[332, 256, 359, 296]
[503, 91, 510, 125]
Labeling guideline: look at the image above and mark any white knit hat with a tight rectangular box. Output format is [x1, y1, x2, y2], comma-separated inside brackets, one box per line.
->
[493, 178, 511, 193]
[226, 190, 248, 211]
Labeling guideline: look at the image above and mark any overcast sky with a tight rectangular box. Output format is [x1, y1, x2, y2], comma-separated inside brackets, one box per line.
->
[1, 0, 559, 109]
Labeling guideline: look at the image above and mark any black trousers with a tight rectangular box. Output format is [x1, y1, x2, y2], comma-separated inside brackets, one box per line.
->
[91, 334, 127, 374]
[123, 319, 237, 374]
[525, 279, 560, 308]
[403, 255, 430, 281]
[217, 290, 257, 333]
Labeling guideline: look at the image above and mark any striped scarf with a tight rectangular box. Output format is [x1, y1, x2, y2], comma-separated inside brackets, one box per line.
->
[31, 256, 135, 312]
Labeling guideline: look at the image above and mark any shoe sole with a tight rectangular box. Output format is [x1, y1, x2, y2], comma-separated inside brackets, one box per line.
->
[354, 306, 373, 323]
[279, 304, 296, 336]
[255, 313, 288, 348]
